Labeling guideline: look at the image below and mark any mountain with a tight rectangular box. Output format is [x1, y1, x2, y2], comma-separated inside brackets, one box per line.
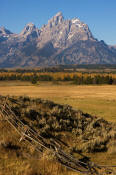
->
[0, 12, 116, 68]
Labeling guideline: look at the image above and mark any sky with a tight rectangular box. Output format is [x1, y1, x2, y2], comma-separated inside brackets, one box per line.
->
[0, 0, 116, 45]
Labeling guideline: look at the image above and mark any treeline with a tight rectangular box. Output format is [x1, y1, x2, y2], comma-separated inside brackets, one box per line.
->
[1, 64, 116, 73]
[0, 72, 116, 85]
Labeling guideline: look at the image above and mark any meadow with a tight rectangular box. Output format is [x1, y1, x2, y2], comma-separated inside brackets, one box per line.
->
[0, 81, 116, 175]
[0, 81, 116, 122]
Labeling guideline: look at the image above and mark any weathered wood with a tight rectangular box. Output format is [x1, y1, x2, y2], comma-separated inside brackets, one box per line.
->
[1, 96, 114, 175]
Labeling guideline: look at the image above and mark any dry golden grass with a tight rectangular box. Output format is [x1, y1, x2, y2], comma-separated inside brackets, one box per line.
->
[0, 84, 116, 175]
[0, 81, 116, 122]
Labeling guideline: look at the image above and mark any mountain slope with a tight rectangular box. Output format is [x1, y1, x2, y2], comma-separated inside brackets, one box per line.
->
[52, 40, 116, 65]
[0, 12, 116, 67]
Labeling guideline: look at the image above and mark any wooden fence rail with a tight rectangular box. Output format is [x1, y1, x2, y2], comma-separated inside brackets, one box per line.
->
[0, 96, 115, 175]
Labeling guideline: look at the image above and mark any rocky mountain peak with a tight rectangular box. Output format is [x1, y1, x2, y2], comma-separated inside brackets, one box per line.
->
[54, 11, 63, 18]
[71, 18, 80, 23]
[0, 26, 12, 36]
[19, 23, 40, 39]
[0, 12, 116, 67]
[48, 12, 64, 27]
[26, 23, 36, 29]
[20, 23, 36, 35]
[71, 18, 83, 26]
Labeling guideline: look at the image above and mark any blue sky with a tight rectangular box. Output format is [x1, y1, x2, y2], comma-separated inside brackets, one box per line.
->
[0, 0, 116, 45]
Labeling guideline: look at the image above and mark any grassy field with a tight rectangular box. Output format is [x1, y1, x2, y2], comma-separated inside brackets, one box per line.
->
[0, 81, 116, 174]
[0, 81, 116, 122]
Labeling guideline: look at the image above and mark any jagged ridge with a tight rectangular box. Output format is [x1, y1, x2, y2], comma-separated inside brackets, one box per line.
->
[0, 12, 116, 67]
